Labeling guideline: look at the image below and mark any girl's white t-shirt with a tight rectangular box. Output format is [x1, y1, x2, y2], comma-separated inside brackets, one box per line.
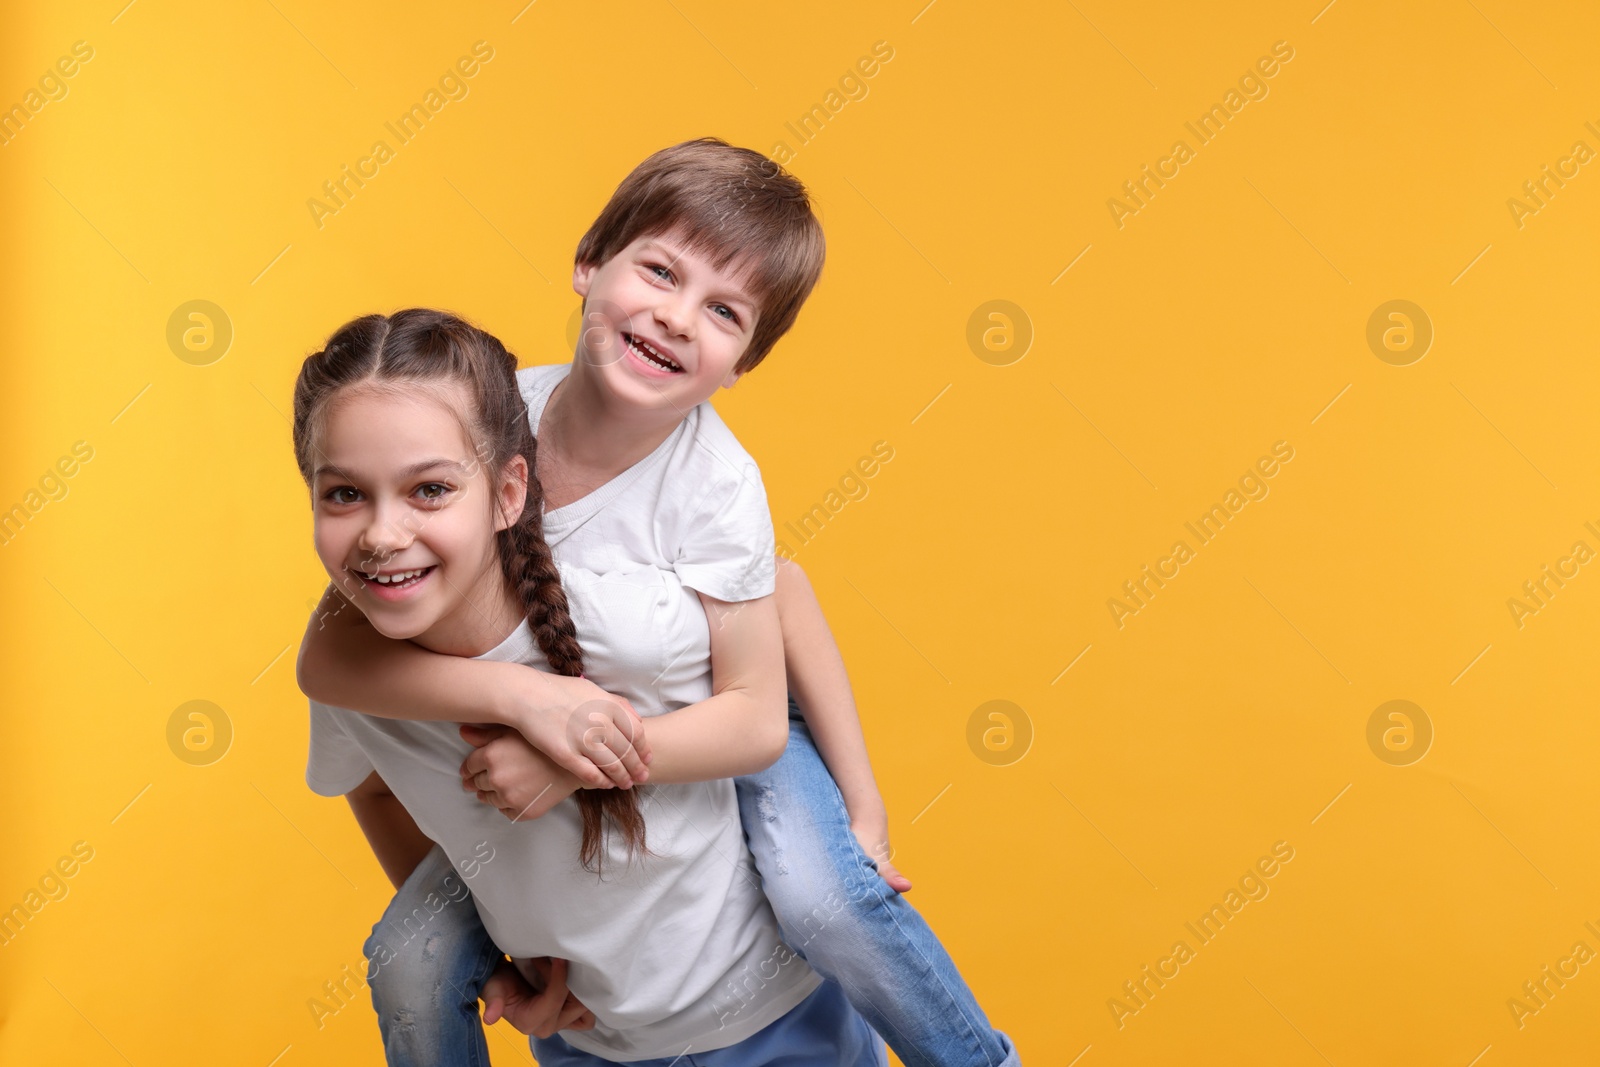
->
[306, 607, 819, 1059]
[306, 362, 807, 1060]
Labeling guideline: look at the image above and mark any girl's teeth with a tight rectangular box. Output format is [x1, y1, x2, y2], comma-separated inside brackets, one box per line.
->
[374, 569, 426, 584]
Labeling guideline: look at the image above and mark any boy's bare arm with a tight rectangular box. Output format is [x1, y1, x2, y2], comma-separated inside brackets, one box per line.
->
[772, 557, 890, 827]
[344, 771, 436, 890]
[772, 557, 911, 888]
[454, 592, 788, 807]
[625, 590, 790, 783]
[296, 584, 647, 789]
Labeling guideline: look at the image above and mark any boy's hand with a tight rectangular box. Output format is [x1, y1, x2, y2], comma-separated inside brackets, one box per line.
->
[481, 956, 595, 1036]
[460, 724, 588, 821]
[511, 672, 653, 790]
[851, 815, 912, 893]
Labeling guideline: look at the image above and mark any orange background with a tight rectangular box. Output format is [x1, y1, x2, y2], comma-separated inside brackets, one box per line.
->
[3, 1, 1599, 1064]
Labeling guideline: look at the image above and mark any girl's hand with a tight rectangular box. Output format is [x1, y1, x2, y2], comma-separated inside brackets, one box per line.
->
[482, 956, 595, 1036]
[512, 673, 653, 790]
[851, 816, 913, 894]
[460, 724, 585, 821]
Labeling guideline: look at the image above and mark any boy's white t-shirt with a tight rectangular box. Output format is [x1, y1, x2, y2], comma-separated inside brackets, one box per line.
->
[514, 361, 777, 606]
[306, 362, 808, 1059]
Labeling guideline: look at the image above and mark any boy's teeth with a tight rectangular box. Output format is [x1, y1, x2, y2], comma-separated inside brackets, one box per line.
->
[627, 335, 680, 371]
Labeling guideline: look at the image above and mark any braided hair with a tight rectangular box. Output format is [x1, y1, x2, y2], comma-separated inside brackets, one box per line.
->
[293, 307, 650, 875]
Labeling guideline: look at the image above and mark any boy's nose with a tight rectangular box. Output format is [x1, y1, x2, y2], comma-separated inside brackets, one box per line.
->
[653, 295, 695, 340]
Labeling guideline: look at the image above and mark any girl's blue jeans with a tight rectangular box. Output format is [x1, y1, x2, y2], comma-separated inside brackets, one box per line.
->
[532, 976, 885, 1065]
[360, 698, 1022, 1067]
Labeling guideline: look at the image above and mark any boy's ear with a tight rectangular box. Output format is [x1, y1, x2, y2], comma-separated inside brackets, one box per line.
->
[721, 366, 744, 390]
[572, 260, 596, 298]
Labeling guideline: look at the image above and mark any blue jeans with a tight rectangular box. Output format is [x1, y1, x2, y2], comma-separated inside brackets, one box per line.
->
[362, 844, 502, 1067]
[734, 703, 1019, 1067]
[363, 696, 1021, 1067]
[533, 974, 884, 1065]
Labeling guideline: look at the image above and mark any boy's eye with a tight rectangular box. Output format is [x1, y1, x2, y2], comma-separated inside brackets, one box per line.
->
[648, 264, 672, 281]
[712, 305, 739, 324]
[325, 486, 360, 504]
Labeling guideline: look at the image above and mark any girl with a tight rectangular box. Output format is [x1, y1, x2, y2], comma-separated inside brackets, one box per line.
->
[299, 139, 1020, 1067]
[294, 308, 884, 1063]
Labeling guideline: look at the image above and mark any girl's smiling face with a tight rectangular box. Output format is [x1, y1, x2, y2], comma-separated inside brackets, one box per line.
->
[309, 382, 526, 657]
[571, 228, 761, 413]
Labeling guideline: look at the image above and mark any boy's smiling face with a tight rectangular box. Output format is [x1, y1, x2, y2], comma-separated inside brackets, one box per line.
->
[571, 229, 761, 412]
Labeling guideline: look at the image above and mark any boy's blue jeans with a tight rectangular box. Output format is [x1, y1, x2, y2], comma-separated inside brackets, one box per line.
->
[361, 699, 1022, 1067]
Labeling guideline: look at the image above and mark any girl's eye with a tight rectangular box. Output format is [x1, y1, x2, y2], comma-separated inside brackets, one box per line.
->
[416, 483, 451, 502]
[325, 486, 360, 504]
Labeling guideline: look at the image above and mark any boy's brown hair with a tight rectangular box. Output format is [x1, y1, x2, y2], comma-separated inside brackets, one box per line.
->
[574, 137, 825, 374]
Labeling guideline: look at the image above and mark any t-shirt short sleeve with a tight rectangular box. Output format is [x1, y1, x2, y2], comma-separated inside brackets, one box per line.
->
[673, 458, 776, 603]
[306, 702, 376, 797]
[515, 363, 564, 436]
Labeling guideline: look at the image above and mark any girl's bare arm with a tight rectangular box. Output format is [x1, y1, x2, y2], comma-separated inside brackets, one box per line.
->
[343, 770, 436, 890]
[297, 584, 568, 728]
[297, 583, 781, 787]
[296, 584, 647, 789]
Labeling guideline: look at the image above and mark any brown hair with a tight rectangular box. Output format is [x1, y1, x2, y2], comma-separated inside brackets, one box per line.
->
[574, 137, 825, 373]
[292, 307, 648, 875]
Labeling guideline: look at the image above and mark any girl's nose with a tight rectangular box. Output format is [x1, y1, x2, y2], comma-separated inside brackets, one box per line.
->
[357, 499, 416, 559]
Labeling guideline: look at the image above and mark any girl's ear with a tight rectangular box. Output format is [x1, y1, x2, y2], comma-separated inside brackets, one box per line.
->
[494, 454, 529, 532]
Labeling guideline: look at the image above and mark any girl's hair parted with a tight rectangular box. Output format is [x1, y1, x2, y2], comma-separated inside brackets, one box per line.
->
[292, 307, 649, 875]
